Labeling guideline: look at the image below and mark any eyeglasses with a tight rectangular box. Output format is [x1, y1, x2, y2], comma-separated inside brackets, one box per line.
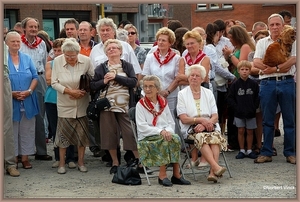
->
[128, 32, 136, 35]
[143, 85, 156, 90]
[106, 46, 120, 52]
[64, 54, 78, 59]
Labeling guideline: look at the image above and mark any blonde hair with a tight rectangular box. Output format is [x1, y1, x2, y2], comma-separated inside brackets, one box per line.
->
[237, 60, 252, 71]
[155, 27, 176, 45]
[124, 24, 138, 37]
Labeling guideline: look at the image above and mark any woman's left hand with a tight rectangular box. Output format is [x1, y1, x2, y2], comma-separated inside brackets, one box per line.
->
[161, 130, 172, 141]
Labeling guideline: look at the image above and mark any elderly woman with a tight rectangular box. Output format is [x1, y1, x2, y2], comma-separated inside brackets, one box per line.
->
[51, 38, 94, 174]
[136, 75, 191, 187]
[177, 64, 227, 183]
[90, 39, 139, 174]
[142, 27, 180, 125]
[6, 31, 39, 169]
[177, 30, 210, 89]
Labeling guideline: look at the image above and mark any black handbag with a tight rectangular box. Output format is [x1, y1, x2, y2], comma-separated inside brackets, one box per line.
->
[79, 73, 92, 92]
[86, 99, 100, 120]
[86, 84, 111, 120]
[96, 84, 111, 111]
[112, 165, 142, 185]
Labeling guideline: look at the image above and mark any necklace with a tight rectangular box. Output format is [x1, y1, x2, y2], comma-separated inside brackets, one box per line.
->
[192, 91, 200, 94]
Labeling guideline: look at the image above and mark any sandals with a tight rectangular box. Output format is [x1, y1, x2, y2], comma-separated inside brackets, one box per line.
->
[22, 161, 32, 169]
[207, 175, 218, 183]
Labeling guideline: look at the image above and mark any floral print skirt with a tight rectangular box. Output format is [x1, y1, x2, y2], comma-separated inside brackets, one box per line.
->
[188, 131, 227, 151]
[137, 134, 181, 167]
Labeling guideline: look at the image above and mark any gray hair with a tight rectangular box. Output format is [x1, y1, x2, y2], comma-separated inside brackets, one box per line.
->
[186, 64, 206, 80]
[5, 31, 21, 42]
[116, 29, 128, 42]
[96, 18, 117, 35]
[61, 38, 80, 53]
[141, 75, 162, 91]
[268, 13, 284, 24]
[103, 39, 123, 55]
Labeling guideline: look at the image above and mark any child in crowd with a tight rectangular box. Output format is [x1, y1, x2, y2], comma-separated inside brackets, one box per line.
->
[227, 60, 259, 159]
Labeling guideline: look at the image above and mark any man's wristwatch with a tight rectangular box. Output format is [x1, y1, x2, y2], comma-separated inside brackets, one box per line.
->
[28, 88, 33, 95]
[276, 65, 280, 72]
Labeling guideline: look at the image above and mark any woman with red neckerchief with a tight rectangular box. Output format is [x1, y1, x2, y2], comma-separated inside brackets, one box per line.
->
[176, 30, 211, 90]
[136, 75, 191, 187]
[142, 27, 181, 125]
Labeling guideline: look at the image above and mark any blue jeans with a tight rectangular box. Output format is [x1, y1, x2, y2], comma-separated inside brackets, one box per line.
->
[259, 78, 295, 157]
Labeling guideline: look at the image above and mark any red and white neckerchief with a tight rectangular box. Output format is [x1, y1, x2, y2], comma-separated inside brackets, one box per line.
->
[139, 95, 167, 126]
[185, 50, 206, 66]
[21, 35, 42, 49]
[153, 48, 176, 67]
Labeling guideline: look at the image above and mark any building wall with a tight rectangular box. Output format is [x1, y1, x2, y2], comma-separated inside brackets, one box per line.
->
[4, 4, 99, 29]
[190, 4, 296, 31]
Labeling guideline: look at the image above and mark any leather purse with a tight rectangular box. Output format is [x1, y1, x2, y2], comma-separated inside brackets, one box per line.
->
[79, 73, 92, 92]
[112, 165, 142, 185]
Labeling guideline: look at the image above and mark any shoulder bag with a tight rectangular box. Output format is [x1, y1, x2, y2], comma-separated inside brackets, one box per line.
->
[112, 165, 142, 185]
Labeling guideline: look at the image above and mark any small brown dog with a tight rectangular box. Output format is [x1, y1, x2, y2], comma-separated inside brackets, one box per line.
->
[263, 25, 296, 67]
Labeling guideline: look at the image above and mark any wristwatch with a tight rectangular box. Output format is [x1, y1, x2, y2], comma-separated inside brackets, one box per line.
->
[276, 65, 280, 72]
[228, 53, 234, 58]
[28, 88, 33, 95]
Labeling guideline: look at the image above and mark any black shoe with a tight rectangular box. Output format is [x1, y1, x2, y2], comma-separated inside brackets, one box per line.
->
[110, 165, 118, 174]
[158, 177, 173, 187]
[171, 176, 191, 185]
[274, 129, 281, 137]
[127, 158, 139, 167]
[35, 155, 53, 161]
[106, 161, 112, 167]
[136, 166, 153, 174]
[93, 150, 102, 157]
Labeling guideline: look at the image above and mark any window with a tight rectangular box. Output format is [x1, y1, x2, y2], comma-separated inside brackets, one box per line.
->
[196, 3, 232, 10]
[148, 23, 162, 42]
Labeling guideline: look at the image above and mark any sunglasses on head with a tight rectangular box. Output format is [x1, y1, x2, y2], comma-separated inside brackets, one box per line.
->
[128, 32, 136, 35]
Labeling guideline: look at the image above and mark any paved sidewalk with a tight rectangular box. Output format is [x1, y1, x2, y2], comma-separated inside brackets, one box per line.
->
[3, 128, 296, 200]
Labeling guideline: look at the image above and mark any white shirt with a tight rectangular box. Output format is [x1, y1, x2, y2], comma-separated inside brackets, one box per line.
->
[253, 36, 296, 79]
[89, 40, 142, 74]
[142, 52, 181, 98]
[177, 86, 220, 138]
[136, 101, 175, 141]
[215, 36, 234, 59]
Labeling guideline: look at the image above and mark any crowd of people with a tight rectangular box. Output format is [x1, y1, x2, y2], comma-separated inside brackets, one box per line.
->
[3, 9, 296, 186]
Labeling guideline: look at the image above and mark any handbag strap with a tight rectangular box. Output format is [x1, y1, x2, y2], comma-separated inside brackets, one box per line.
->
[102, 62, 110, 98]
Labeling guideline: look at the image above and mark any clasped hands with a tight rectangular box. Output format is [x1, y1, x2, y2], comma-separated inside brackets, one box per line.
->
[12, 91, 30, 101]
[69, 89, 86, 100]
[193, 119, 215, 133]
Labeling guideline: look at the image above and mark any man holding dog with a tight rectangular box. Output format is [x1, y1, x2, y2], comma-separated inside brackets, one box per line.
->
[253, 13, 296, 164]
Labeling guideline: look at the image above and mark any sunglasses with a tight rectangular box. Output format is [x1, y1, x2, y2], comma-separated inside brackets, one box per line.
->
[128, 32, 136, 35]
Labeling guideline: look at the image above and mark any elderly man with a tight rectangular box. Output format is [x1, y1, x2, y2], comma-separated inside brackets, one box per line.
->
[19, 17, 52, 161]
[253, 13, 296, 164]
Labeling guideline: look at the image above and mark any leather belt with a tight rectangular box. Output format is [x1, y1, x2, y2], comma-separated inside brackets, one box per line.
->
[261, 75, 293, 81]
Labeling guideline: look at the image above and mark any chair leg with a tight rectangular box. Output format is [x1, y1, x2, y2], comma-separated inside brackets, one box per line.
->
[182, 146, 197, 180]
[142, 165, 152, 186]
[221, 151, 233, 178]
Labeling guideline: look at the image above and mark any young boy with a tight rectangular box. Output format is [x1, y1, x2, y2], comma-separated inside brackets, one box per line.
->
[227, 60, 260, 159]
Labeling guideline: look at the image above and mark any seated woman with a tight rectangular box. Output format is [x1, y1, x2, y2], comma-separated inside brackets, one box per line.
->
[136, 75, 191, 187]
[177, 64, 227, 182]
